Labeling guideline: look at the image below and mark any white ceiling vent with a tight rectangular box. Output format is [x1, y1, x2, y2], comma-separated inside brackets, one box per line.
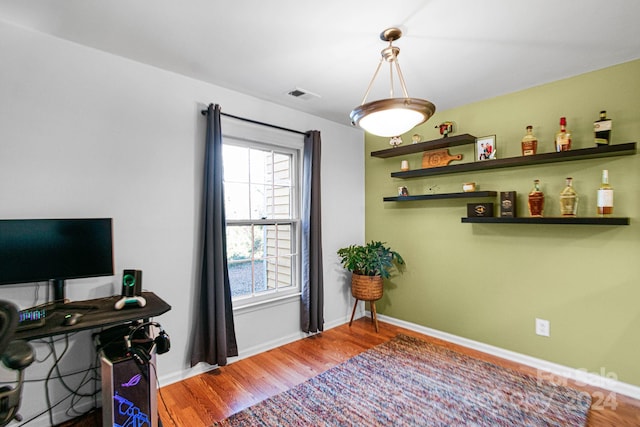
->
[287, 87, 321, 101]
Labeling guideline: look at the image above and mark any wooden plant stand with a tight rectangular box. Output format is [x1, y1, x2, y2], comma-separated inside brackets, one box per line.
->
[348, 274, 383, 333]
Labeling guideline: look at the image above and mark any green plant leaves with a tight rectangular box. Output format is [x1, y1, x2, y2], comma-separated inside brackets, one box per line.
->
[337, 241, 404, 279]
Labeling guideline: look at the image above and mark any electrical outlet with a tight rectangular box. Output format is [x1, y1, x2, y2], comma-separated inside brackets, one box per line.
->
[536, 318, 550, 337]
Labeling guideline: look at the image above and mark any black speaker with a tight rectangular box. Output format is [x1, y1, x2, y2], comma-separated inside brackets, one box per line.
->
[154, 329, 171, 355]
[121, 270, 142, 297]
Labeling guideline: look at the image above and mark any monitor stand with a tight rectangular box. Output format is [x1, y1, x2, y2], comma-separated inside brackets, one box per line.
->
[50, 279, 99, 311]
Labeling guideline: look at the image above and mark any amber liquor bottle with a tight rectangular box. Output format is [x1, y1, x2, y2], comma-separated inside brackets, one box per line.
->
[528, 179, 544, 217]
[521, 125, 538, 156]
[594, 111, 612, 146]
[597, 170, 614, 215]
[555, 117, 571, 152]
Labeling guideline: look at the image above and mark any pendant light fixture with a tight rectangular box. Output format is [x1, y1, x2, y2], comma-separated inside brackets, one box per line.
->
[350, 28, 436, 137]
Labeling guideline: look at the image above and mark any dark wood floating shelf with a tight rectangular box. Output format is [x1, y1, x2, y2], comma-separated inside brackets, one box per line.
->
[384, 191, 497, 202]
[371, 134, 477, 158]
[461, 217, 630, 225]
[391, 142, 637, 178]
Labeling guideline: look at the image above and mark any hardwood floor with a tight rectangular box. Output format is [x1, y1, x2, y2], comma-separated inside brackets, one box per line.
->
[66, 318, 640, 426]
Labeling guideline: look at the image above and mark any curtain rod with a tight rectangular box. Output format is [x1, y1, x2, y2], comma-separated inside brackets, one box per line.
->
[201, 108, 307, 136]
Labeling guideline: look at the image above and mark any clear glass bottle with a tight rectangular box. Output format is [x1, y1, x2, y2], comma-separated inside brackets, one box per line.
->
[559, 177, 578, 216]
[594, 110, 612, 146]
[555, 117, 572, 152]
[528, 179, 544, 217]
[521, 125, 538, 156]
[597, 170, 614, 215]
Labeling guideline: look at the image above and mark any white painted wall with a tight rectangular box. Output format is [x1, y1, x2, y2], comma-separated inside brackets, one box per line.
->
[0, 20, 364, 425]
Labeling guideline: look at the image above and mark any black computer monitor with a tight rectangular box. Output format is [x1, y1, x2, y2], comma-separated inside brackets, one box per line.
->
[0, 218, 114, 302]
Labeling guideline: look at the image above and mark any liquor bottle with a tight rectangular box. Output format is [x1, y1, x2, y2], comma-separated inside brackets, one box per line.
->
[521, 125, 538, 156]
[596, 170, 614, 215]
[555, 117, 572, 152]
[594, 110, 612, 146]
[559, 177, 578, 216]
[528, 179, 544, 217]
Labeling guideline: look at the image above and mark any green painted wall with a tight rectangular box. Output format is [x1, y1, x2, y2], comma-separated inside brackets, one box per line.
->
[365, 59, 640, 386]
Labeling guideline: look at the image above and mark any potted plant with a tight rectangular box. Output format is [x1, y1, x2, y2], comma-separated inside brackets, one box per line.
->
[337, 241, 404, 278]
[337, 241, 404, 332]
[337, 240, 404, 300]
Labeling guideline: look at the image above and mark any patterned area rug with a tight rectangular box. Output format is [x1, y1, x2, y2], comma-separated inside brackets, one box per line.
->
[214, 334, 591, 426]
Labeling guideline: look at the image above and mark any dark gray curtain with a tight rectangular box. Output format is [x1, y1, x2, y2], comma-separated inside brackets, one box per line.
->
[190, 103, 238, 367]
[301, 130, 324, 333]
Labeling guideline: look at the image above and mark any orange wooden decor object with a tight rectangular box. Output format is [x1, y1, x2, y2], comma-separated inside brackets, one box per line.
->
[422, 149, 463, 168]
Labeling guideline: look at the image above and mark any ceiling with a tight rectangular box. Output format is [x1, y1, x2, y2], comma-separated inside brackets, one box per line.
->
[1, 0, 639, 128]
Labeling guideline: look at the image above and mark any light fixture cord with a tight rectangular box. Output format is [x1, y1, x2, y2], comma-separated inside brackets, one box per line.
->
[388, 62, 395, 98]
[358, 40, 411, 105]
[394, 60, 411, 99]
[359, 57, 384, 105]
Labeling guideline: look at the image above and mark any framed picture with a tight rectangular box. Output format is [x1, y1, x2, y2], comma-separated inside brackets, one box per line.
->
[475, 135, 497, 161]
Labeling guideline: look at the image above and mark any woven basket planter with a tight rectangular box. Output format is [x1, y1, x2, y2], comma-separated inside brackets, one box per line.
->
[351, 274, 383, 301]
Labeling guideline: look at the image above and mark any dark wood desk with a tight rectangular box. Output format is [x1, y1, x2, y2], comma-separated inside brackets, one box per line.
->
[14, 292, 171, 341]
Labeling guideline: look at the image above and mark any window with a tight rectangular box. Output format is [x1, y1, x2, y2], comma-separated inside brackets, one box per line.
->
[223, 130, 302, 307]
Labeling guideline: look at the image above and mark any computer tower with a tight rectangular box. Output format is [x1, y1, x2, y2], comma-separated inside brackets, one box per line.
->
[99, 327, 158, 427]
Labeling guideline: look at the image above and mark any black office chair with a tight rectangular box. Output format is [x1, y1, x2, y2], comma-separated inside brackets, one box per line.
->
[0, 301, 35, 426]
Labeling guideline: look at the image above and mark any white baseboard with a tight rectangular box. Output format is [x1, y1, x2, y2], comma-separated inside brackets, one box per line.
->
[158, 315, 351, 386]
[376, 313, 640, 401]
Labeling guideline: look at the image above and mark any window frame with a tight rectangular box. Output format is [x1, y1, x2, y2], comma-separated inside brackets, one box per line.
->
[222, 121, 304, 309]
